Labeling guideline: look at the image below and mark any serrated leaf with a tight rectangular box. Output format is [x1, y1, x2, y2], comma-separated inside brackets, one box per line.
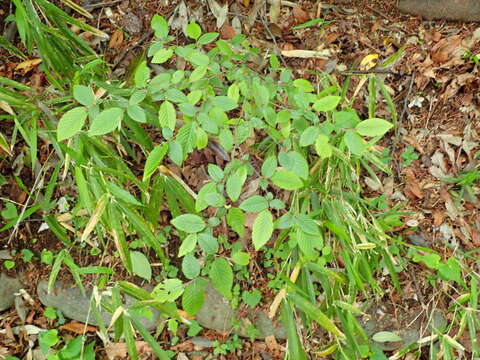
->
[278, 151, 309, 180]
[89, 107, 123, 136]
[152, 48, 174, 64]
[131, 251, 151, 281]
[212, 96, 237, 111]
[312, 95, 341, 112]
[57, 106, 87, 141]
[172, 214, 205, 233]
[158, 100, 176, 130]
[189, 65, 208, 82]
[271, 170, 304, 190]
[239, 195, 269, 213]
[134, 61, 150, 88]
[226, 207, 245, 237]
[182, 278, 208, 315]
[209, 258, 233, 299]
[372, 331, 403, 343]
[226, 166, 247, 202]
[252, 210, 273, 250]
[198, 233, 218, 255]
[73, 85, 95, 106]
[168, 141, 183, 165]
[356, 118, 393, 137]
[261, 156, 277, 178]
[182, 253, 201, 279]
[143, 143, 168, 181]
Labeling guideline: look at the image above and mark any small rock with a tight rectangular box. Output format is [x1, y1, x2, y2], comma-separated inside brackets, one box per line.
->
[196, 285, 285, 339]
[37, 281, 159, 330]
[191, 337, 215, 349]
[122, 13, 142, 34]
[0, 273, 22, 311]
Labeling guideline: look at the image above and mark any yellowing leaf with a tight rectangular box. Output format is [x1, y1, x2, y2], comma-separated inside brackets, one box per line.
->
[360, 54, 379, 70]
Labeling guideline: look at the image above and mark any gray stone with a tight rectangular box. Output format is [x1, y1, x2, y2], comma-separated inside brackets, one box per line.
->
[191, 336, 215, 348]
[398, 0, 480, 21]
[37, 281, 159, 330]
[0, 273, 22, 311]
[196, 285, 285, 339]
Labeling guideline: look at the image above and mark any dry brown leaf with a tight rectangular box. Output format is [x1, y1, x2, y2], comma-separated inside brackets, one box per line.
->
[431, 35, 462, 63]
[292, 6, 309, 24]
[15, 58, 42, 74]
[404, 168, 423, 199]
[432, 209, 445, 227]
[106, 341, 152, 360]
[171, 340, 194, 352]
[220, 22, 236, 40]
[60, 321, 97, 334]
[109, 29, 124, 49]
[270, 0, 281, 23]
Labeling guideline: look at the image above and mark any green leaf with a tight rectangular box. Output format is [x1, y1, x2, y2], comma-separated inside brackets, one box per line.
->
[278, 151, 309, 180]
[231, 251, 250, 266]
[300, 126, 320, 147]
[209, 258, 233, 299]
[178, 234, 198, 257]
[182, 278, 208, 315]
[226, 166, 247, 202]
[282, 301, 308, 360]
[356, 118, 393, 137]
[171, 214, 206, 233]
[131, 251, 152, 281]
[252, 210, 273, 250]
[168, 141, 183, 165]
[438, 258, 462, 284]
[127, 105, 146, 123]
[208, 164, 224, 181]
[143, 143, 168, 181]
[153, 279, 184, 302]
[134, 61, 150, 87]
[242, 289, 261, 307]
[198, 233, 218, 255]
[372, 331, 403, 343]
[315, 134, 332, 159]
[261, 156, 277, 178]
[152, 48, 174, 64]
[182, 253, 201, 279]
[195, 182, 217, 212]
[57, 106, 87, 141]
[293, 78, 314, 92]
[186, 21, 202, 39]
[271, 170, 304, 190]
[89, 107, 123, 136]
[227, 207, 245, 237]
[344, 130, 366, 156]
[198, 32, 219, 44]
[106, 182, 142, 206]
[218, 128, 233, 152]
[158, 100, 176, 130]
[151, 15, 169, 39]
[212, 96, 237, 111]
[312, 95, 341, 112]
[239, 195, 269, 213]
[189, 65, 208, 82]
[73, 85, 95, 106]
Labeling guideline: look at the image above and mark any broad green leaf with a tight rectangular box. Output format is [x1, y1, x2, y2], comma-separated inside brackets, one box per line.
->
[315, 134, 332, 159]
[171, 214, 205, 233]
[438, 258, 462, 284]
[226, 166, 247, 202]
[178, 234, 198, 257]
[271, 170, 304, 190]
[182, 253, 200, 279]
[153, 279, 184, 302]
[186, 21, 202, 40]
[131, 251, 151, 281]
[198, 32, 219, 44]
[218, 128, 233, 152]
[187, 90, 203, 104]
[300, 126, 320, 147]
[57, 106, 87, 141]
[158, 100, 177, 131]
[198, 233, 218, 255]
[333, 110, 359, 128]
[182, 278, 208, 315]
[208, 164, 224, 181]
[143, 143, 168, 181]
[151, 15, 169, 39]
[282, 301, 308, 360]
[186, 50, 210, 67]
[209, 258, 233, 299]
[127, 105, 146, 123]
[231, 252, 250, 266]
[134, 61, 150, 87]
[242, 289, 261, 307]
[227, 83, 240, 102]
[152, 48, 174, 64]
[293, 78, 314, 92]
[189, 65, 208, 82]
[89, 107, 123, 136]
[227, 207, 245, 237]
[261, 156, 277, 178]
[278, 151, 309, 180]
[239, 195, 269, 213]
[372, 331, 403, 343]
[252, 210, 273, 250]
[168, 141, 183, 165]
[106, 182, 142, 206]
[212, 96, 237, 111]
[344, 131, 366, 156]
[356, 118, 393, 137]
[130, 89, 147, 105]
[195, 182, 217, 212]
[196, 127, 208, 149]
[73, 85, 95, 106]
[312, 95, 341, 112]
